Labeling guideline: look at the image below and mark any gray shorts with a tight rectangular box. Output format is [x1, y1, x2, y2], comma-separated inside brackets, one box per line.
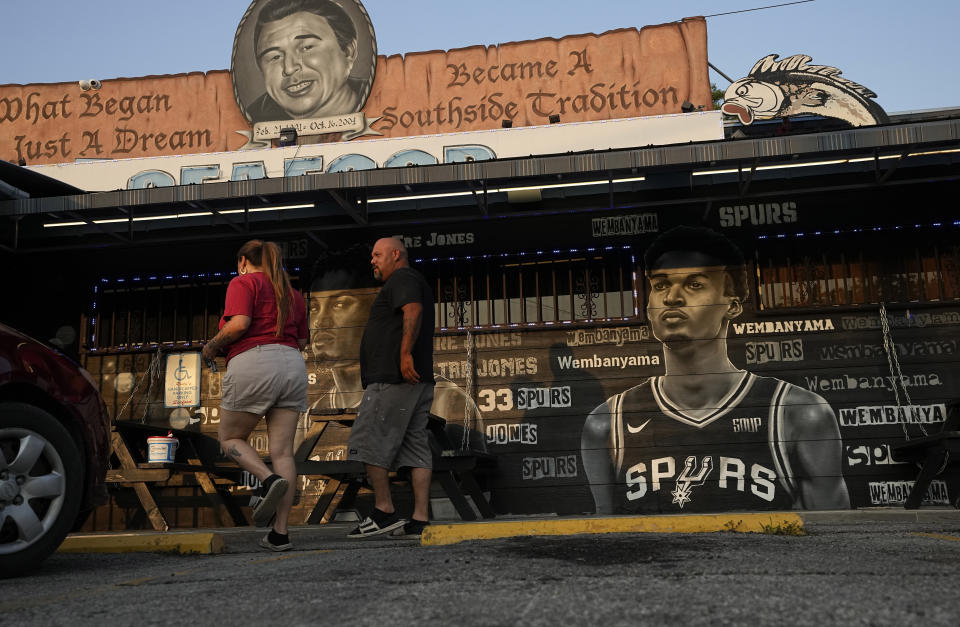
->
[347, 382, 434, 471]
[221, 344, 308, 415]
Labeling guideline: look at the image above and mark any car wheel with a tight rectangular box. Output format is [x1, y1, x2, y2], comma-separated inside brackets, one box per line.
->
[0, 401, 83, 578]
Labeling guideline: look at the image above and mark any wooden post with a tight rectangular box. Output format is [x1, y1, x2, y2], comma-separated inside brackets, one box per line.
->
[110, 432, 169, 531]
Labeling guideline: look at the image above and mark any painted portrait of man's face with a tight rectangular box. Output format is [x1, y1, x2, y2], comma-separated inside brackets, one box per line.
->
[308, 287, 377, 362]
[232, 0, 377, 125]
[256, 10, 357, 118]
[646, 251, 741, 345]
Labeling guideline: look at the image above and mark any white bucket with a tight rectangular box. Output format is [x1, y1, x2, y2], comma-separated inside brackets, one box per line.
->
[147, 436, 179, 463]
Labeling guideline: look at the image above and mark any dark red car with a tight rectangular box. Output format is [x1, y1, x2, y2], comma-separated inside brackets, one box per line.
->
[0, 322, 110, 577]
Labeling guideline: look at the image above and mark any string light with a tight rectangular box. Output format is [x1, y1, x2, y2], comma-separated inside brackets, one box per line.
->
[755, 220, 957, 241]
[365, 176, 646, 204]
[88, 266, 302, 352]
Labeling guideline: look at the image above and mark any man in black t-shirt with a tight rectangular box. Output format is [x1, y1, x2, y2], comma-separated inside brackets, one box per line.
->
[346, 237, 436, 538]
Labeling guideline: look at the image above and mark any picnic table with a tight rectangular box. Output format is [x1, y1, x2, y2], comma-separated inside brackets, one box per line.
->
[107, 408, 497, 530]
[891, 399, 960, 509]
[297, 408, 497, 523]
[108, 421, 249, 530]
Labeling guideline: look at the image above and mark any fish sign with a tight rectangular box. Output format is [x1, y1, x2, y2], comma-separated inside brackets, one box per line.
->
[721, 54, 888, 127]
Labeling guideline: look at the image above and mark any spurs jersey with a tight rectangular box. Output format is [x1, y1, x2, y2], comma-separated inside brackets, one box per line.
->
[607, 371, 799, 513]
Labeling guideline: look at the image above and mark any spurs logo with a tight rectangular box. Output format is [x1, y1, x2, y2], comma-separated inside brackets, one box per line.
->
[671, 456, 714, 508]
[624, 455, 780, 504]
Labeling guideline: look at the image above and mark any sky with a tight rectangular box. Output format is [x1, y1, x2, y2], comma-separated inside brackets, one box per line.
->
[2, 0, 959, 114]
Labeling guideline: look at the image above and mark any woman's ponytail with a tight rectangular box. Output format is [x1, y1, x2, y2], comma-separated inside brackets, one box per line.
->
[237, 239, 294, 336]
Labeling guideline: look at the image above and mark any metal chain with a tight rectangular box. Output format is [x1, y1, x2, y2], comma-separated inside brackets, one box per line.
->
[114, 347, 164, 423]
[879, 303, 925, 438]
[462, 329, 475, 451]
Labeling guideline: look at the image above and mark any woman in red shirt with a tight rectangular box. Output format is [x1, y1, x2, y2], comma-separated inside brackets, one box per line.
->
[202, 240, 308, 551]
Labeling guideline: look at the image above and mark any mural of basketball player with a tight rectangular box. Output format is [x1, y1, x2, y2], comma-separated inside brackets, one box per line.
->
[581, 226, 849, 514]
[308, 262, 378, 410]
[232, 0, 377, 124]
[305, 247, 485, 447]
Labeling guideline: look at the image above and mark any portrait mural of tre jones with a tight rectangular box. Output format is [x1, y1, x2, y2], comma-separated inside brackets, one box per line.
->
[232, 0, 377, 142]
[305, 246, 485, 448]
[582, 226, 851, 514]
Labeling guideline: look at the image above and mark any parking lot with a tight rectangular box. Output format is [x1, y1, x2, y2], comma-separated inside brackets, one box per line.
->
[4, 511, 960, 626]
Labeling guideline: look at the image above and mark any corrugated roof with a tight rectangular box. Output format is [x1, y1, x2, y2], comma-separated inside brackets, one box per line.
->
[2, 112, 958, 253]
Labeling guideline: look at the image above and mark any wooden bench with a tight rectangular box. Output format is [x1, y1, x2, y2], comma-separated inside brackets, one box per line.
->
[299, 408, 496, 523]
[891, 399, 960, 509]
[108, 421, 249, 530]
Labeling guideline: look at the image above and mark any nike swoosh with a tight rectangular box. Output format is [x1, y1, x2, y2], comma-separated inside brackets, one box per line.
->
[626, 418, 652, 434]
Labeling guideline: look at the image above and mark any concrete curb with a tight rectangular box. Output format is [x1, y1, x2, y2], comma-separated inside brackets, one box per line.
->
[58, 531, 224, 554]
[55, 508, 959, 553]
[799, 508, 960, 523]
[421, 512, 805, 546]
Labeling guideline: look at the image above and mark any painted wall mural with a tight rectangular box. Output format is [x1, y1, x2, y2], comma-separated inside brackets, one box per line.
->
[80, 186, 960, 525]
[84, 304, 960, 523]
[721, 54, 889, 127]
[1, 2, 709, 166]
[581, 226, 848, 514]
[231, 0, 380, 146]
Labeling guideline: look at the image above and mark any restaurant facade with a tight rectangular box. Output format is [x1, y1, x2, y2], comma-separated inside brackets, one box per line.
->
[2, 0, 959, 528]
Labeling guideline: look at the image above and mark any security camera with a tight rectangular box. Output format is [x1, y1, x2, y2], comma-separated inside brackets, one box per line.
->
[79, 80, 91, 91]
[90, 79, 102, 90]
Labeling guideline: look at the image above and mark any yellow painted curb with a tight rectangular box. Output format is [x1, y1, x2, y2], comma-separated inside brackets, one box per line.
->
[58, 532, 224, 555]
[421, 513, 804, 546]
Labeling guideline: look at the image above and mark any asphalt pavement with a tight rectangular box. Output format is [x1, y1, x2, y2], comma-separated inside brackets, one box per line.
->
[3, 508, 958, 626]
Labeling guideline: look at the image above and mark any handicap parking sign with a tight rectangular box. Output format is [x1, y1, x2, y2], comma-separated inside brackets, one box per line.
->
[164, 352, 201, 408]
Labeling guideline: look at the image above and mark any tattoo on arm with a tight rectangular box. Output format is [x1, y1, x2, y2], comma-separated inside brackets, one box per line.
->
[207, 326, 241, 352]
[402, 314, 421, 343]
[228, 445, 242, 459]
[399, 303, 423, 363]
[209, 329, 228, 349]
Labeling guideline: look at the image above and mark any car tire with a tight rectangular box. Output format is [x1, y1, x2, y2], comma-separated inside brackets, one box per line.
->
[0, 401, 84, 578]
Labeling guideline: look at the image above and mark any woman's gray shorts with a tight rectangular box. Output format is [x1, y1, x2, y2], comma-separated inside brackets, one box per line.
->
[221, 344, 308, 415]
[347, 382, 434, 471]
